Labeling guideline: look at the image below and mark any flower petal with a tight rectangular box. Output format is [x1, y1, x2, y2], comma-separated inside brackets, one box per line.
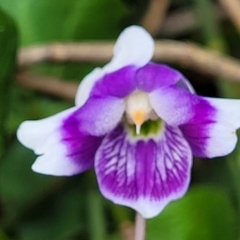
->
[149, 85, 215, 126]
[17, 96, 124, 176]
[136, 63, 194, 92]
[150, 85, 240, 158]
[75, 67, 104, 107]
[17, 107, 78, 155]
[104, 25, 154, 73]
[89, 66, 137, 98]
[32, 133, 103, 176]
[95, 124, 192, 218]
[17, 107, 100, 176]
[75, 25, 154, 106]
[180, 97, 240, 158]
[75, 96, 125, 136]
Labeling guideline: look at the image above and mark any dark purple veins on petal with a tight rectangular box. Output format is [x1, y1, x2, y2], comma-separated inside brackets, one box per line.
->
[96, 124, 192, 202]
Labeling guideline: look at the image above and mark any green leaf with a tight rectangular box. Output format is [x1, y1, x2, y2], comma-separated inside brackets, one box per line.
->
[0, 229, 10, 240]
[0, 0, 128, 44]
[0, 141, 59, 226]
[0, 0, 128, 80]
[19, 182, 86, 240]
[0, 8, 17, 157]
[147, 185, 237, 240]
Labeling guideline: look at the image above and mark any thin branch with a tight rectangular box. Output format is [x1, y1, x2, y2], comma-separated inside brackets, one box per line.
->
[18, 42, 113, 68]
[141, 0, 170, 36]
[219, 0, 240, 32]
[16, 72, 78, 101]
[18, 41, 240, 83]
[154, 41, 240, 82]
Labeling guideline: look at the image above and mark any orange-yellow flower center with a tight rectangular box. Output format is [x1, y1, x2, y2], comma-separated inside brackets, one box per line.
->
[125, 91, 156, 135]
[132, 110, 146, 126]
[132, 110, 146, 134]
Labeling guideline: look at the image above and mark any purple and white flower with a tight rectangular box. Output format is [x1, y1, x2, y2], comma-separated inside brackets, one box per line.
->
[17, 26, 240, 218]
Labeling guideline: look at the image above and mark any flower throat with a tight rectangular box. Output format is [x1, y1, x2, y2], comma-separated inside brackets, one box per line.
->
[125, 91, 162, 136]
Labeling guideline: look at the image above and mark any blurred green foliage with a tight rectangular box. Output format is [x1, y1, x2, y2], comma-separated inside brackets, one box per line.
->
[147, 185, 238, 240]
[1, 0, 240, 239]
[0, 9, 17, 157]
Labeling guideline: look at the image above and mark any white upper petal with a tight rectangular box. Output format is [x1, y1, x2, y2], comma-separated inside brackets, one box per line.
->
[104, 25, 154, 73]
[75, 68, 104, 107]
[75, 25, 154, 106]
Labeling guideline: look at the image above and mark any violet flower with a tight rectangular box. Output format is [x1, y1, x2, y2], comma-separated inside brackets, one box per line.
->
[17, 26, 240, 218]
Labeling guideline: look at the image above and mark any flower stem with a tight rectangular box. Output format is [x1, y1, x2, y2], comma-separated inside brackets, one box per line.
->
[134, 212, 146, 240]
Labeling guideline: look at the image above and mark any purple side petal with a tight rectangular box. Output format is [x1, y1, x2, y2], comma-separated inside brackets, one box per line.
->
[59, 96, 125, 173]
[68, 96, 125, 136]
[136, 63, 193, 92]
[17, 96, 124, 176]
[90, 66, 137, 98]
[150, 85, 240, 158]
[95, 124, 192, 218]
[149, 85, 215, 126]
[32, 129, 103, 176]
[17, 107, 102, 176]
[180, 97, 240, 158]
[60, 121, 103, 174]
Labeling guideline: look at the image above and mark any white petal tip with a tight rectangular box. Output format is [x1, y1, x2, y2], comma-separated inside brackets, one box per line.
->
[31, 155, 80, 177]
[105, 25, 154, 72]
[115, 25, 154, 66]
[16, 121, 39, 150]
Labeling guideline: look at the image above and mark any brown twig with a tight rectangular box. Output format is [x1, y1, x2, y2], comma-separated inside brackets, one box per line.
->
[18, 42, 113, 68]
[219, 0, 240, 32]
[16, 72, 78, 101]
[18, 41, 240, 83]
[141, 0, 170, 36]
[154, 41, 240, 82]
